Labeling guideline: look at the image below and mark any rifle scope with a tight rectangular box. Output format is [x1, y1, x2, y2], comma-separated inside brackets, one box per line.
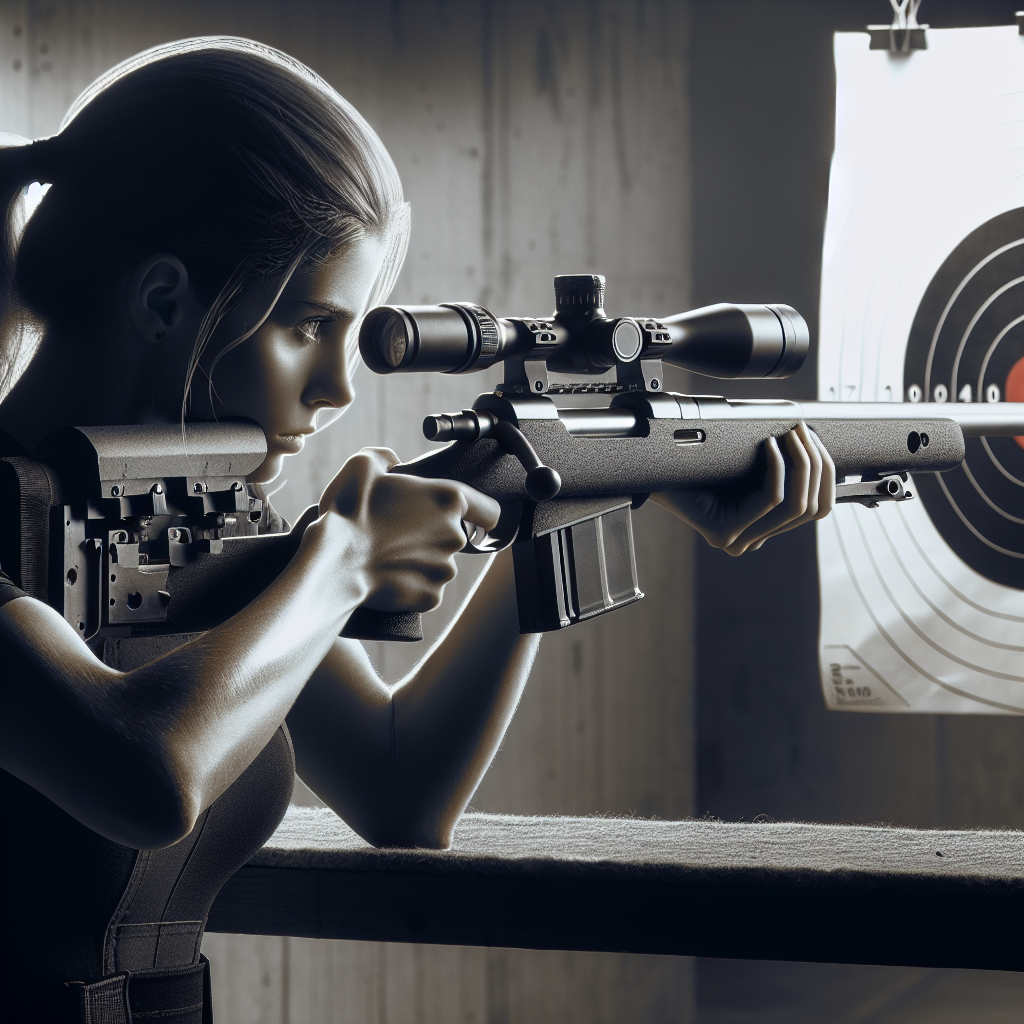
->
[360, 274, 808, 381]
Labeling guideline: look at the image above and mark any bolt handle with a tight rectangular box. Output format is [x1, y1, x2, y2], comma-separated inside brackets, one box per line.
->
[423, 410, 561, 501]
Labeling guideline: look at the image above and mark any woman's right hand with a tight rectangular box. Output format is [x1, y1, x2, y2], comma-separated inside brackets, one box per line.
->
[317, 448, 501, 612]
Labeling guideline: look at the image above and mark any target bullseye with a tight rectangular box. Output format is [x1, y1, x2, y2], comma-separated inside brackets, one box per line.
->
[904, 208, 1024, 590]
[1007, 356, 1024, 449]
[816, 26, 1024, 714]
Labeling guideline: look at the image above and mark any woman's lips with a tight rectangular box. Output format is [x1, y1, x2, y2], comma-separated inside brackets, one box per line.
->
[274, 432, 310, 453]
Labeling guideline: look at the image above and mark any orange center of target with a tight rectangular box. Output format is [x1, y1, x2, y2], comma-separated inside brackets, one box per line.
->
[1007, 356, 1024, 450]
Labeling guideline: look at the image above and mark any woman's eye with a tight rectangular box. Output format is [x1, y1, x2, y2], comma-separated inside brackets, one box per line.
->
[296, 318, 330, 344]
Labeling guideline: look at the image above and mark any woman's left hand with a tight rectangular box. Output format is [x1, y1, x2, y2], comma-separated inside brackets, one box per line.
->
[651, 421, 835, 556]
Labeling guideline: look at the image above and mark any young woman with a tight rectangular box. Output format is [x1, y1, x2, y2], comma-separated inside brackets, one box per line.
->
[0, 38, 834, 1022]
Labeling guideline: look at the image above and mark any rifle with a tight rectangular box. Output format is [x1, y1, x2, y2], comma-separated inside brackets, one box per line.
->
[1, 274, 1019, 655]
[355, 274, 1024, 636]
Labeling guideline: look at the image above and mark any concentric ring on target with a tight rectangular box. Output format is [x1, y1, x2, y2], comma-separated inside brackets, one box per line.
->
[904, 208, 1024, 590]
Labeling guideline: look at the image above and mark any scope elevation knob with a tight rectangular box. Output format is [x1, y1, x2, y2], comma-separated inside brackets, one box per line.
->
[554, 274, 606, 316]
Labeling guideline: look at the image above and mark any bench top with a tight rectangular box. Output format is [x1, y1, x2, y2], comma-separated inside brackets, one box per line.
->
[250, 806, 1022, 885]
[208, 808, 1023, 971]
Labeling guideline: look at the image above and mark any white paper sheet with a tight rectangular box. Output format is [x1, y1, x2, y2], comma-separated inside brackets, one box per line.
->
[817, 27, 1024, 715]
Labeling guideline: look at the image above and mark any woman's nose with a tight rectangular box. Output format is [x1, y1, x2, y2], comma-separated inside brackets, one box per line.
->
[303, 340, 355, 412]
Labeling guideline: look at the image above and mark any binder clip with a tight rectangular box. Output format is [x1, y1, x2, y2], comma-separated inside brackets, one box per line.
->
[1017, 11, 1023, 35]
[868, 0, 928, 53]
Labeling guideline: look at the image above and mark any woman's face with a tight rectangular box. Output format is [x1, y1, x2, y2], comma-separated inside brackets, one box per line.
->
[205, 233, 387, 483]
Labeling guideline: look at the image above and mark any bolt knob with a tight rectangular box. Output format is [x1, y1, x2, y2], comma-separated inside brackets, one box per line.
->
[525, 465, 562, 501]
[554, 274, 606, 316]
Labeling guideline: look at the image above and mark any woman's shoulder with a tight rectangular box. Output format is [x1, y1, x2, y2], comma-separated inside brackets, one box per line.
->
[0, 568, 26, 608]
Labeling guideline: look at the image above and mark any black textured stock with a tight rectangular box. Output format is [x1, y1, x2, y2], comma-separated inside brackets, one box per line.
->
[164, 508, 424, 642]
[165, 519, 311, 632]
[394, 416, 965, 500]
[340, 608, 424, 642]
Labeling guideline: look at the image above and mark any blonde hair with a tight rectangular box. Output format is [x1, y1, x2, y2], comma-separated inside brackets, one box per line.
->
[1, 37, 409, 410]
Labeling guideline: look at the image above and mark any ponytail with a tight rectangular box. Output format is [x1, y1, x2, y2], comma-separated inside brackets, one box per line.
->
[1, 134, 59, 297]
[0, 39, 410, 411]
[0, 135, 61, 398]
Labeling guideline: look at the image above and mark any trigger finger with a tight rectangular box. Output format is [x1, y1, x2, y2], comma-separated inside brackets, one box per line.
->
[361, 446, 402, 471]
[457, 484, 501, 533]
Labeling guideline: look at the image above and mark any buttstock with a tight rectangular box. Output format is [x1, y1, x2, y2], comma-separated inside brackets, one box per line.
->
[340, 608, 424, 642]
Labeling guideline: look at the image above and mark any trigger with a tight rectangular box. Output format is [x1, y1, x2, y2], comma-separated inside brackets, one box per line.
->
[462, 522, 500, 553]
[461, 501, 523, 554]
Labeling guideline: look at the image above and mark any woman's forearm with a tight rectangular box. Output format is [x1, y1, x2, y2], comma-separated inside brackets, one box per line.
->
[288, 547, 540, 848]
[0, 512, 370, 848]
[389, 548, 540, 843]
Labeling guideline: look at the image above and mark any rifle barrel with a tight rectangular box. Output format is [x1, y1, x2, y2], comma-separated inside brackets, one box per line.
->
[550, 399, 1024, 438]
[693, 400, 1024, 437]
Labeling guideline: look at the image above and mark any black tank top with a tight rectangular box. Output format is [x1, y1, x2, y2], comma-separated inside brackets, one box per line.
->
[0, 724, 293, 1022]
[0, 493, 297, 1021]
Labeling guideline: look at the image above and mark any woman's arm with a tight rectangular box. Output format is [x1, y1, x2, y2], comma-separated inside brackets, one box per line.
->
[0, 449, 494, 850]
[286, 547, 538, 849]
[286, 427, 835, 850]
[0, 512, 365, 849]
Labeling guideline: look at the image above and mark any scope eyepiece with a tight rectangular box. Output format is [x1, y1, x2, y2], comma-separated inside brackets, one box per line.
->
[360, 303, 503, 375]
[366, 307, 416, 369]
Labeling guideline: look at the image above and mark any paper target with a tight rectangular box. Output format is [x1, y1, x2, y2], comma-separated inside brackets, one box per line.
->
[904, 208, 1024, 590]
[816, 27, 1024, 715]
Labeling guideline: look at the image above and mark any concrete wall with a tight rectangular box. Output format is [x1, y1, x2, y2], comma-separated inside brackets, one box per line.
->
[688, 2, 1023, 1020]
[689, 0, 1024, 834]
[0, 1, 696, 1021]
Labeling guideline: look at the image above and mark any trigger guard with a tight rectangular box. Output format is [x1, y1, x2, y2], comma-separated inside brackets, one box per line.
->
[461, 501, 522, 554]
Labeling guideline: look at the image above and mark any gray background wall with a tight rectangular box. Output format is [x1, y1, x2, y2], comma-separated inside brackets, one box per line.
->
[1, 1, 1021, 1022]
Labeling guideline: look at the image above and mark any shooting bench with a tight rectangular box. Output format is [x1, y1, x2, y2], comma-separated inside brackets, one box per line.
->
[207, 807, 1022, 972]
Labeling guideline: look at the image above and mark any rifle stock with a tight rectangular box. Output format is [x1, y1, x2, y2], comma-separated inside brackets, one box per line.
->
[361, 393, 1021, 638]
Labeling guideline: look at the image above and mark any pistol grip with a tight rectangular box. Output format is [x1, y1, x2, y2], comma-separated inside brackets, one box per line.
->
[340, 607, 424, 642]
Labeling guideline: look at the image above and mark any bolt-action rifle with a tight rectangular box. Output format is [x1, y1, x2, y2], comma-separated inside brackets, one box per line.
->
[1, 274, 1020, 659]
[354, 274, 1024, 638]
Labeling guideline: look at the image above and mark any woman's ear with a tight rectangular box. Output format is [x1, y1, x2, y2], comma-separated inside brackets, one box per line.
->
[128, 253, 200, 345]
